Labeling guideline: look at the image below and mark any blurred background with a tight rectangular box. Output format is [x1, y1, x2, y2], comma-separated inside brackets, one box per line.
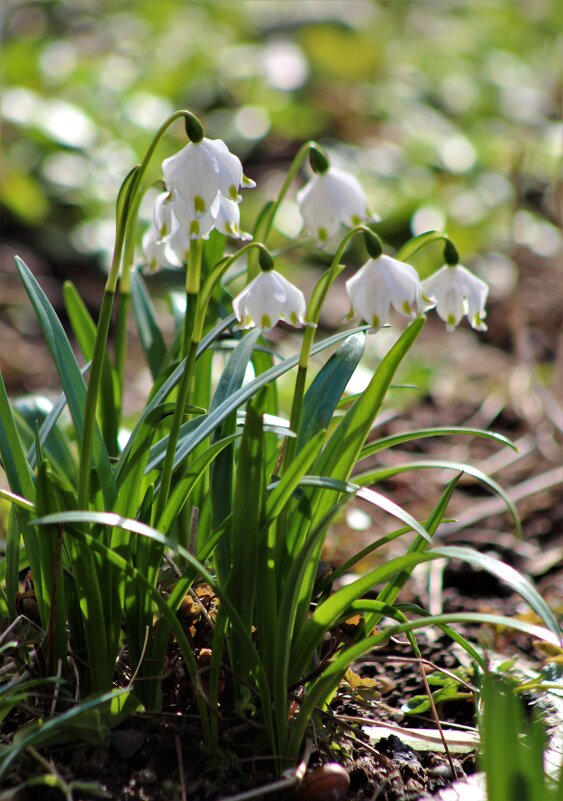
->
[1, 0, 562, 602]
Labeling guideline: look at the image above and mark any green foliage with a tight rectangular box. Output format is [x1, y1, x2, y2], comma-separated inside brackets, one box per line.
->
[479, 669, 563, 801]
[0, 103, 559, 787]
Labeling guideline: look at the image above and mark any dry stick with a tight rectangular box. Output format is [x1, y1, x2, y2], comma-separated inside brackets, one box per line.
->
[355, 653, 477, 695]
[335, 715, 478, 748]
[417, 658, 458, 780]
[175, 734, 188, 801]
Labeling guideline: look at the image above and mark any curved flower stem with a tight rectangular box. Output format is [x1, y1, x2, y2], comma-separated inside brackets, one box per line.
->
[396, 230, 458, 264]
[282, 225, 374, 474]
[248, 140, 318, 280]
[78, 109, 201, 510]
[114, 191, 143, 426]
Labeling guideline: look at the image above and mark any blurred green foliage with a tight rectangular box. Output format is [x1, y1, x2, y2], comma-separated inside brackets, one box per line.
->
[1, 0, 561, 273]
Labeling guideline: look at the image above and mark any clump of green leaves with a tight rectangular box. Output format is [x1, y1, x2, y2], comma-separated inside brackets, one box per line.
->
[0, 112, 560, 785]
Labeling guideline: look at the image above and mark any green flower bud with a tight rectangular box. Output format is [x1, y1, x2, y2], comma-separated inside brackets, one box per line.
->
[308, 144, 330, 175]
[364, 229, 383, 259]
[444, 239, 460, 266]
[258, 246, 275, 272]
[184, 112, 204, 144]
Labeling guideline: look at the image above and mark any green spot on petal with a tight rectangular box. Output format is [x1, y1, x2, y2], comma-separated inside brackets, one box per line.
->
[351, 214, 361, 225]
[190, 220, 200, 236]
[194, 195, 206, 214]
[447, 314, 456, 328]
[229, 184, 238, 200]
[372, 314, 380, 329]
[318, 227, 328, 242]
[160, 224, 167, 237]
[225, 222, 233, 234]
[261, 314, 272, 329]
[290, 311, 299, 325]
[402, 300, 412, 315]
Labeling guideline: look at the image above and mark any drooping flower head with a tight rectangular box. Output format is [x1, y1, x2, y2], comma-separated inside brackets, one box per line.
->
[297, 145, 378, 245]
[143, 119, 254, 271]
[346, 253, 427, 332]
[232, 251, 307, 331]
[422, 263, 488, 332]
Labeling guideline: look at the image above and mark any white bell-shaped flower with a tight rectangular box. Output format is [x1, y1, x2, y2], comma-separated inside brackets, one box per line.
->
[142, 224, 175, 272]
[162, 137, 255, 221]
[345, 255, 426, 332]
[297, 168, 377, 244]
[233, 270, 307, 331]
[422, 264, 488, 332]
[152, 191, 178, 240]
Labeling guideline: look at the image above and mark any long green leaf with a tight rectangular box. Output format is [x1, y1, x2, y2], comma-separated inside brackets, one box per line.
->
[360, 426, 517, 459]
[157, 433, 241, 533]
[432, 545, 561, 643]
[141, 327, 370, 475]
[285, 320, 425, 644]
[289, 550, 441, 683]
[0, 372, 35, 499]
[296, 333, 365, 453]
[14, 257, 115, 506]
[353, 459, 521, 534]
[130, 270, 167, 379]
[374, 475, 461, 614]
[210, 329, 261, 546]
[63, 281, 119, 455]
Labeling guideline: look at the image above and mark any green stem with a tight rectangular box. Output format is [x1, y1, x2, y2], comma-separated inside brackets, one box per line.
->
[248, 141, 317, 280]
[283, 224, 373, 471]
[155, 241, 270, 524]
[114, 191, 143, 406]
[78, 110, 199, 509]
[396, 230, 457, 264]
[155, 242, 202, 522]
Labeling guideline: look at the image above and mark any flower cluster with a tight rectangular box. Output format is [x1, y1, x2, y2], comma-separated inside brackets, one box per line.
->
[144, 136, 254, 271]
[142, 132, 488, 335]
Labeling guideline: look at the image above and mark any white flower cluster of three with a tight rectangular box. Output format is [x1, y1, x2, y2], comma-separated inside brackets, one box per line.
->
[144, 137, 255, 271]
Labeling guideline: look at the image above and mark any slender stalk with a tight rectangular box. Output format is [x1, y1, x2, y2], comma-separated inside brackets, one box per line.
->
[114, 191, 143, 406]
[155, 244, 201, 522]
[155, 241, 271, 524]
[78, 110, 199, 509]
[282, 224, 373, 473]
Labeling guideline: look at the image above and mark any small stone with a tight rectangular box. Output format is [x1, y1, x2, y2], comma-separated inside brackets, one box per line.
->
[298, 763, 350, 801]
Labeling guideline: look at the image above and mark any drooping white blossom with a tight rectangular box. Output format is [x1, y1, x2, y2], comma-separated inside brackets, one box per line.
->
[422, 264, 488, 332]
[142, 224, 175, 272]
[345, 254, 427, 332]
[143, 138, 254, 270]
[233, 270, 307, 331]
[162, 137, 254, 222]
[297, 168, 377, 244]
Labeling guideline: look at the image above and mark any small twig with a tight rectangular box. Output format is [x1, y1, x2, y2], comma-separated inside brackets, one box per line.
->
[175, 734, 187, 801]
[128, 626, 150, 688]
[49, 658, 63, 717]
[355, 654, 477, 694]
[417, 657, 458, 780]
[335, 714, 478, 748]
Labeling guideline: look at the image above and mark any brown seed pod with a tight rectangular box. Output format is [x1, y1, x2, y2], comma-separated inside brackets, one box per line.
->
[297, 763, 350, 801]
